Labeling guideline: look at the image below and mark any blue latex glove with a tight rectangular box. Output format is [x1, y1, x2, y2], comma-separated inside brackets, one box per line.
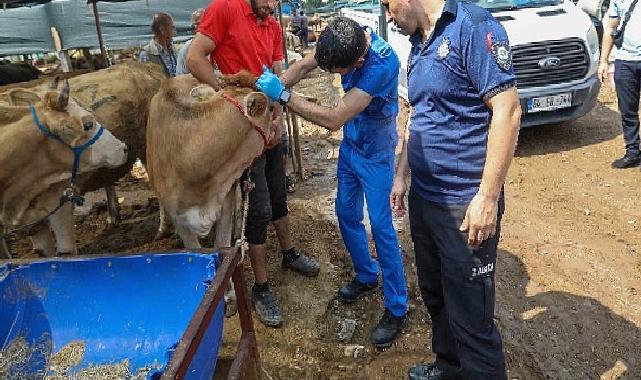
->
[256, 65, 285, 102]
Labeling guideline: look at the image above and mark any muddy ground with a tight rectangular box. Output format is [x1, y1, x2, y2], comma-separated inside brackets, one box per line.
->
[6, 70, 641, 379]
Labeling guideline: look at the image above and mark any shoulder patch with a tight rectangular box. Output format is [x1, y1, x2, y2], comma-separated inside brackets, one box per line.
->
[492, 41, 512, 71]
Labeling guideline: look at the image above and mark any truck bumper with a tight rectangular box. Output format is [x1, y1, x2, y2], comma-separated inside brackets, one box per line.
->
[518, 74, 601, 128]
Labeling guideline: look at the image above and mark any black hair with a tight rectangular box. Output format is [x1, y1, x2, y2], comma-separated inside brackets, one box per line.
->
[315, 17, 367, 71]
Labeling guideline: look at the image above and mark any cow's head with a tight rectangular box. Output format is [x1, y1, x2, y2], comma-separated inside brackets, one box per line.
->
[22, 77, 128, 170]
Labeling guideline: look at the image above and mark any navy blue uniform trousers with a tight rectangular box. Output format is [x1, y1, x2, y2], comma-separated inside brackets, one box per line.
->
[614, 60, 641, 156]
[409, 190, 507, 380]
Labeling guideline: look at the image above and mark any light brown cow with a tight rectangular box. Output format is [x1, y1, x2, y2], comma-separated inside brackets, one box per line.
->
[146, 72, 272, 251]
[0, 78, 127, 257]
[2, 62, 164, 222]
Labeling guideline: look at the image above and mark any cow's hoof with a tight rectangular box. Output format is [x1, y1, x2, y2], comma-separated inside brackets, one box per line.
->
[225, 298, 238, 318]
[154, 229, 171, 241]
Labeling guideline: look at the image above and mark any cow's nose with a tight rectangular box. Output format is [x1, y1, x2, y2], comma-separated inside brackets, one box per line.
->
[83, 120, 94, 131]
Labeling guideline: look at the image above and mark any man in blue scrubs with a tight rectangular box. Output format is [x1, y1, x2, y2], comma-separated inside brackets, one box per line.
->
[383, 0, 522, 378]
[256, 16, 408, 347]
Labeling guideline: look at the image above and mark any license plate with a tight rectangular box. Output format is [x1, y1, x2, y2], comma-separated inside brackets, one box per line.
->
[527, 93, 572, 113]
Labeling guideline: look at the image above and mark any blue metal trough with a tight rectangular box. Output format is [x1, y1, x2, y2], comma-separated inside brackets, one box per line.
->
[0, 252, 226, 379]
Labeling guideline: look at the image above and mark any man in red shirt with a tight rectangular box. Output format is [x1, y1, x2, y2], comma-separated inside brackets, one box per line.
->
[186, 0, 320, 328]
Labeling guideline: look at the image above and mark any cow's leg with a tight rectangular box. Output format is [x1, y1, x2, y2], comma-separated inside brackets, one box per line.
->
[155, 205, 172, 241]
[0, 238, 10, 259]
[29, 224, 56, 257]
[175, 225, 202, 249]
[214, 183, 240, 318]
[48, 202, 77, 256]
[105, 186, 120, 225]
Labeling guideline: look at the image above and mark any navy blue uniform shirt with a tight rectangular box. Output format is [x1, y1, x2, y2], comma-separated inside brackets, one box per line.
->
[407, 0, 516, 204]
[342, 28, 400, 159]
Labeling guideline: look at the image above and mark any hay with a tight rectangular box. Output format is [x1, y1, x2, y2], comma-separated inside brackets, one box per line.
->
[1, 338, 154, 380]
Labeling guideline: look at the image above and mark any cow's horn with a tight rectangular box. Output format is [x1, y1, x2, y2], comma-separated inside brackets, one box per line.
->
[49, 76, 60, 90]
[57, 79, 69, 108]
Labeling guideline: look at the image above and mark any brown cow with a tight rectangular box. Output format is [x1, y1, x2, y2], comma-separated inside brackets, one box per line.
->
[0, 78, 128, 257]
[146, 72, 271, 250]
[147, 72, 271, 315]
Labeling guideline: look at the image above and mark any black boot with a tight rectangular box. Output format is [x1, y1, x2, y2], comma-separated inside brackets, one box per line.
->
[337, 278, 378, 303]
[612, 152, 641, 168]
[408, 362, 463, 380]
[370, 308, 405, 348]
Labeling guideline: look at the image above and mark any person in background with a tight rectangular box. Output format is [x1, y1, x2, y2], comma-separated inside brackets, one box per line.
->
[298, 10, 309, 49]
[139, 12, 177, 77]
[599, 0, 641, 169]
[176, 8, 206, 76]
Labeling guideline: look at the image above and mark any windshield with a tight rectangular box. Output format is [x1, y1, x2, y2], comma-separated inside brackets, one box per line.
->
[469, 0, 564, 11]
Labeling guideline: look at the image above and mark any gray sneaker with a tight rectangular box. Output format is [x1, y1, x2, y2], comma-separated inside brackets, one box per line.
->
[282, 251, 320, 277]
[252, 286, 283, 328]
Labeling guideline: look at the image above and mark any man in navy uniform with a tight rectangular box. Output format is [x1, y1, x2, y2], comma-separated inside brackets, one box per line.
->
[383, 0, 522, 378]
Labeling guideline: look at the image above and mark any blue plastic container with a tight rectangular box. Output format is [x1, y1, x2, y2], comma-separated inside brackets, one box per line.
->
[0, 253, 225, 379]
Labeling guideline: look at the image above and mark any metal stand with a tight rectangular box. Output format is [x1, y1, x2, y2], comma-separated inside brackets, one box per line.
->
[161, 246, 261, 380]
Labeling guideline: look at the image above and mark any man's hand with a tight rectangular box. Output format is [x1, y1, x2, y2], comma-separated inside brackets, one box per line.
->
[267, 113, 282, 148]
[598, 62, 610, 82]
[256, 66, 285, 102]
[390, 176, 408, 218]
[460, 193, 499, 248]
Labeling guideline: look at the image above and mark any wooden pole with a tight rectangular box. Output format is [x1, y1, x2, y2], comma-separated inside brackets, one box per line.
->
[91, 0, 109, 67]
[277, 2, 305, 182]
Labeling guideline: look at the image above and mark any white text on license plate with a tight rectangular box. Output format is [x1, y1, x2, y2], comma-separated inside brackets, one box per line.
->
[527, 93, 572, 113]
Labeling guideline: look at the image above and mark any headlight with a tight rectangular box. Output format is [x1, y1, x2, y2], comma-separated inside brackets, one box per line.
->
[587, 23, 600, 55]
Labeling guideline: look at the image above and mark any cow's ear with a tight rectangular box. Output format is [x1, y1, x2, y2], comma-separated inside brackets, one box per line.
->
[243, 92, 269, 118]
[7, 89, 41, 107]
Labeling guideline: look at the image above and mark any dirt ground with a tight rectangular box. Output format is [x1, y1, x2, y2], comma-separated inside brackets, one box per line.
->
[6, 70, 641, 379]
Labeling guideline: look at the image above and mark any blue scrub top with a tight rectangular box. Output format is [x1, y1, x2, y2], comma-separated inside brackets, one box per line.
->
[341, 28, 400, 159]
[407, 0, 516, 204]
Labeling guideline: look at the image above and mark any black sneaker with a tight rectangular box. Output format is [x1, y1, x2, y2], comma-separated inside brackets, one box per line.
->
[252, 285, 283, 328]
[371, 309, 405, 348]
[337, 278, 378, 303]
[612, 153, 641, 169]
[282, 249, 320, 277]
[408, 363, 463, 380]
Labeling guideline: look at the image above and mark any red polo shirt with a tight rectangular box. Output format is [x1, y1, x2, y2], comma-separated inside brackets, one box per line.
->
[198, 0, 284, 76]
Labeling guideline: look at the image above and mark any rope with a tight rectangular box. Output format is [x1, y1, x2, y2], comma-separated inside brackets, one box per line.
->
[0, 194, 70, 241]
[235, 175, 252, 265]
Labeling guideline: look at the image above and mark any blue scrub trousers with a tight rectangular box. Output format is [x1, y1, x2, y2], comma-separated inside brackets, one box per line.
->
[335, 143, 408, 317]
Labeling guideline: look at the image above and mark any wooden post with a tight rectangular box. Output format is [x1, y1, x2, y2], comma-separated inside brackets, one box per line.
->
[277, 2, 305, 182]
[91, 0, 109, 67]
[51, 27, 72, 73]
[290, 112, 304, 182]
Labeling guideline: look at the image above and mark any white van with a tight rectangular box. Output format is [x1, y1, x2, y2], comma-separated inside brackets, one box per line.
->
[342, 0, 601, 127]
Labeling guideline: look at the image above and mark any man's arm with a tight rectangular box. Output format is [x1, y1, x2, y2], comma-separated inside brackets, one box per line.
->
[186, 33, 221, 90]
[287, 87, 372, 132]
[391, 118, 411, 217]
[460, 87, 521, 248]
[598, 16, 620, 81]
[280, 49, 319, 88]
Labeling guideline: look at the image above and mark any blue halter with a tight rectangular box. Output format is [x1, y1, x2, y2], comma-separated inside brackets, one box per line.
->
[30, 106, 105, 206]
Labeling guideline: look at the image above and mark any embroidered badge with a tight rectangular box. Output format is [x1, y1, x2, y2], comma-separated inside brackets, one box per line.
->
[492, 41, 512, 71]
[437, 37, 450, 59]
